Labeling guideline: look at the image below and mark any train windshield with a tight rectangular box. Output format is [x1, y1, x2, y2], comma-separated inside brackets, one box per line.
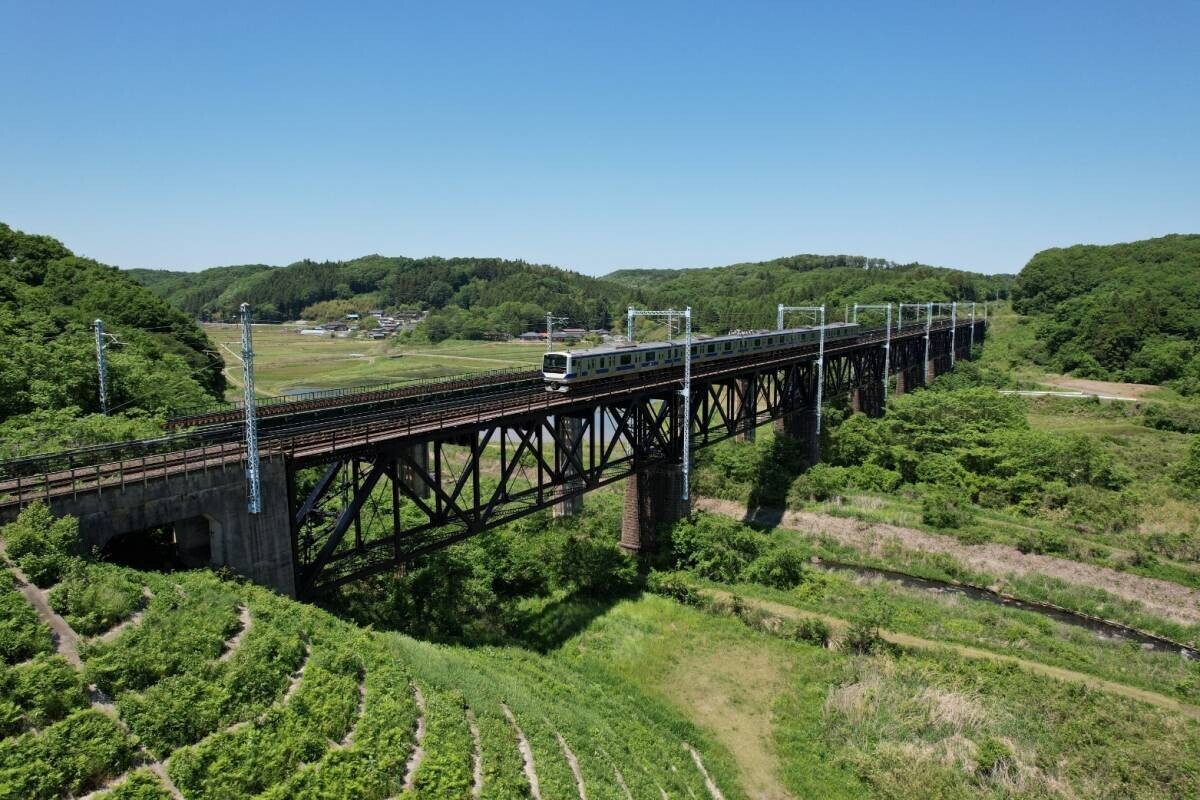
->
[543, 354, 568, 373]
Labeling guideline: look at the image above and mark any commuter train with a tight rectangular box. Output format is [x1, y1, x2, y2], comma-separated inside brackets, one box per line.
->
[542, 322, 861, 390]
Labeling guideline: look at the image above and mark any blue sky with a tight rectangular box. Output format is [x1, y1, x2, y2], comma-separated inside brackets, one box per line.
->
[2, 1, 1197, 276]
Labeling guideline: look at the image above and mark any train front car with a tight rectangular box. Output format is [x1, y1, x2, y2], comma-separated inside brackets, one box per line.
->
[542, 351, 571, 391]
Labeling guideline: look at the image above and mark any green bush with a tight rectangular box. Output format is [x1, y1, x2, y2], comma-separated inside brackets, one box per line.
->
[2, 503, 80, 587]
[91, 769, 172, 799]
[1015, 530, 1069, 556]
[670, 515, 764, 583]
[920, 486, 975, 529]
[787, 465, 851, 504]
[788, 616, 831, 648]
[2, 654, 87, 729]
[48, 562, 146, 636]
[743, 547, 809, 589]
[1173, 437, 1200, 497]
[0, 708, 133, 799]
[0, 576, 53, 664]
[646, 570, 701, 605]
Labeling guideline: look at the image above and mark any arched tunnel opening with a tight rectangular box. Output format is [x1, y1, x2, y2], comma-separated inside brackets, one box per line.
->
[99, 516, 213, 572]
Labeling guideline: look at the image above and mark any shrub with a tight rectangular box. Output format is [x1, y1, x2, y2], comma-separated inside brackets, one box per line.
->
[0, 708, 134, 799]
[1173, 437, 1200, 497]
[48, 563, 146, 636]
[0, 577, 54, 664]
[1015, 530, 1069, 556]
[671, 515, 765, 583]
[789, 616, 831, 647]
[91, 769, 172, 800]
[742, 547, 808, 589]
[842, 591, 894, 654]
[3, 503, 80, 587]
[646, 570, 701, 605]
[974, 736, 1014, 778]
[787, 465, 851, 504]
[920, 486, 975, 529]
[6, 654, 87, 728]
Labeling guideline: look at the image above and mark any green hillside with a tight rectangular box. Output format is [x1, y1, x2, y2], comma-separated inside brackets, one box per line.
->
[131, 251, 1013, 342]
[0, 223, 225, 457]
[1013, 234, 1200, 392]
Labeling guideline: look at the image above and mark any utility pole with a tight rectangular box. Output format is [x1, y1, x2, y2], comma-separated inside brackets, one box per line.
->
[94, 319, 109, 415]
[970, 302, 977, 351]
[777, 304, 826, 433]
[950, 301, 958, 367]
[545, 313, 567, 352]
[923, 301, 933, 376]
[853, 303, 892, 401]
[240, 303, 261, 514]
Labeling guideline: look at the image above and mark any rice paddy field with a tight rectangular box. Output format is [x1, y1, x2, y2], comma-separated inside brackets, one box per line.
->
[205, 323, 546, 402]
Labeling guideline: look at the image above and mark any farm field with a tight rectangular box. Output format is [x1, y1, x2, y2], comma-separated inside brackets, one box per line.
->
[205, 323, 547, 402]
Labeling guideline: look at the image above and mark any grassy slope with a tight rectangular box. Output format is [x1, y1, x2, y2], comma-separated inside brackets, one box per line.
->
[557, 593, 1200, 800]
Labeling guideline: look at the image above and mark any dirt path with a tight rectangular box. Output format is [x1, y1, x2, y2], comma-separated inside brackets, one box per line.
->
[696, 498, 1200, 626]
[9, 569, 82, 667]
[467, 708, 484, 799]
[502, 703, 542, 800]
[1035, 375, 1159, 400]
[709, 589, 1200, 721]
[556, 732, 588, 800]
[402, 684, 428, 792]
[218, 605, 252, 661]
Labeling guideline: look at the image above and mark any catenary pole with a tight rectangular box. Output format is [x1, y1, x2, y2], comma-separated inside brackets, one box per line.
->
[94, 319, 109, 415]
[240, 303, 261, 514]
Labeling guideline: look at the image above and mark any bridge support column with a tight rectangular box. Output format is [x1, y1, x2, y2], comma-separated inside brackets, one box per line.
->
[894, 369, 908, 396]
[620, 462, 688, 553]
[735, 377, 756, 442]
[774, 410, 820, 469]
[554, 416, 584, 517]
[400, 442, 430, 499]
[851, 384, 884, 418]
[925, 358, 938, 384]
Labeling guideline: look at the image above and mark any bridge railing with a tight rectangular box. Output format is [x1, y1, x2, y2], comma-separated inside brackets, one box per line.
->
[166, 365, 542, 423]
[0, 318, 982, 504]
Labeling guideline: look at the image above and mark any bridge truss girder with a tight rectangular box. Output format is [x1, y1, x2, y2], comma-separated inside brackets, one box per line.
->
[288, 321, 985, 597]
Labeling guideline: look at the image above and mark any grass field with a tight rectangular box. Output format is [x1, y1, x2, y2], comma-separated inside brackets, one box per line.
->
[206, 323, 546, 401]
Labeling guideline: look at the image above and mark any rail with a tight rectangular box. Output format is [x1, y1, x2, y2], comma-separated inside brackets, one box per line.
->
[0, 318, 979, 507]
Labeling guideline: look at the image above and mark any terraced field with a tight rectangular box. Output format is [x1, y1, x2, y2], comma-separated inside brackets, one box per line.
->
[0, 550, 736, 800]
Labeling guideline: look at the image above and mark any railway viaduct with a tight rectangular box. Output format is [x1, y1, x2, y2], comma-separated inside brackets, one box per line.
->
[0, 316, 984, 599]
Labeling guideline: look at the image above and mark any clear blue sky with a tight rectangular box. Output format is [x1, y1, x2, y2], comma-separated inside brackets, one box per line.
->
[2, 1, 1197, 276]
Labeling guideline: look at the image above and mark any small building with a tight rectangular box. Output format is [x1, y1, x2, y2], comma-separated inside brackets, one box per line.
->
[345, 313, 360, 320]
[300, 328, 327, 336]
[321, 322, 349, 332]
[518, 331, 543, 342]
[368, 310, 384, 317]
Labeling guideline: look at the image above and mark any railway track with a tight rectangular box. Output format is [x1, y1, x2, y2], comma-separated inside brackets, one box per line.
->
[166, 367, 542, 430]
[0, 320, 964, 508]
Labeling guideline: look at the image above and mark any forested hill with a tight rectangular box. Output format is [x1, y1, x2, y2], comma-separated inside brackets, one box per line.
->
[1013, 234, 1200, 392]
[0, 222, 224, 456]
[609, 255, 1014, 332]
[130, 256, 628, 327]
[132, 250, 1010, 340]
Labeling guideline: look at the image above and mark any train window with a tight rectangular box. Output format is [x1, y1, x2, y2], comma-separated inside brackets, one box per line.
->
[690, 345, 697, 356]
[706, 344, 715, 354]
[619, 354, 632, 366]
[754, 338, 761, 347]
[723, 342, 732, 351]
[767, 337, 773, 345]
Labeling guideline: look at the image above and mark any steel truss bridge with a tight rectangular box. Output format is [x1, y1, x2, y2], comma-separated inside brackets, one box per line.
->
[0, 316, 984, 598]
